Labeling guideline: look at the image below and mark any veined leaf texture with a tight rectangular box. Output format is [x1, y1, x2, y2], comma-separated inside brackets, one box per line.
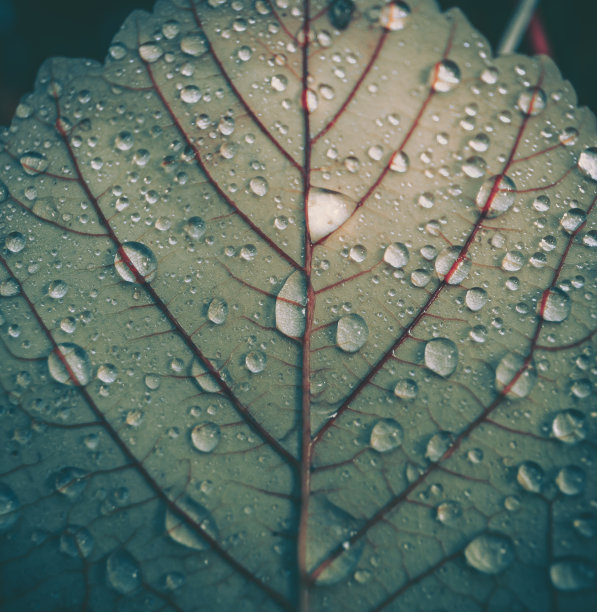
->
[0, 0, 596, 610]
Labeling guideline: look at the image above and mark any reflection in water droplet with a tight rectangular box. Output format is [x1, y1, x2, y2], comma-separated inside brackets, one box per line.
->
[495, 352, 536, 399]
[336, 314, 368, 352]
[47, 280, 68, 299]
[48, 343, 92, 386]
[517, 461, 544, 493]
[180, 85, 201, 104]
[184, 216, 206, 239]
[114, 242, 157, 283]
[383, 242, 409, 268]
[431, 59, 461, 92]
[389, 150, 409, 172]
[370, 419, 403, 452]
[0, 483, 20, 531]
[245, 350, 266, 373]
[249, 176, 269, 196]
[539, 288, 570, 322]
[106, 549, 141, 594]
[465, 287, 487, 311]
[307, 187, 357, 242]
[349, 244, 367, 262]
[114, 131, 134, 151]
[555, 465, 586, 496]
[436, 500, 462, 525]
[271, 74, 287, 92]
[207, 297, 228, 324]
[578, 147, 597, 181]
[393, 378, 418, 399]
[191, 359, 222, 393]
[462, 155, 487, 179]
[165, 495, 218, 551]
[276, 271, 306, 338]
[552, 410, 586, 443]
[424, 338, 458, 377]
[138, 42, 163, 62]
[425, 431, 453, 461]
[465, 533, 514, 574]
[191, 422, 221, 453]
[517, 86, 547, 115]
[379, 1, 410, 30]
[20, 151, 48, 176]
[560, 208, 587, 233]
[60, 525, 94, 558]
[435, 246, 471, 284]
[475, 174, 516, 217]
[550, 559, 595, 591]
[54, 466, 88, 500]
[5, 231, 25, 253]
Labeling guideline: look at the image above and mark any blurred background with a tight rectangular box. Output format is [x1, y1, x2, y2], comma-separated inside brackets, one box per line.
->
[0, 0, 595, 125]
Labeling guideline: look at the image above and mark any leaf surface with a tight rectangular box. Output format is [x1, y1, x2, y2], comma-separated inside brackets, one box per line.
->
[0, 0, 596, 610]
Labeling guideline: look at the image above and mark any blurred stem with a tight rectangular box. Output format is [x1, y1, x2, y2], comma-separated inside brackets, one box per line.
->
[497, 0, 541, 55]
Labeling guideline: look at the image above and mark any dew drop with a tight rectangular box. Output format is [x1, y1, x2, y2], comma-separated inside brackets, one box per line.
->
[578, 147, 597, 181]
[370, 419, 403, 452]
[550, 559, 595, 591]
[138, 42, 163, 63]
[4, 231, 25, 253]
[249, 176, 269, 197]
[517, 461, 544, 493]
[60, 525, 94, 558]
[495, 352, 536, 399]
[475, 174, 516, 217]
[245, 350, 266, 373]
[184, 216, 206, 239]
[97, 363, 118, 384]
[47, 280, 68, 299]
[462, 156, 487, 179]
[180, 85, 201, 104]
[431, 59, 461, 92]
[393, 378, 418, 400]
[180, 35, 204, 56]
[307, 187, 357, 242]
[328, 0, 355, 30]
[552, 410, 586, 444]
[20, 151, 48, 176]
[165, 495, 218, 550]
[276, 271, 306, 338]
[336, 314, 368, 352]
[0, 483, 20, 531]
[436, 500, 462, 525]
[389, 150, 409, 173]
[114, 242, 157, 283]
[207, 297, 228, 324]
[191, 422, 221, 453]
[383, 242, 409, 268]
[540, 287, 570, 322]
[379, 1, 411, 30]
[54, 467, 87, 500]
[465, 287, 487, 311]
[271, 74, 287, 92]
[555, 465, 586, 496]
[349, 244, 367, 262]
[465, 533, 514, 575]
[532, 195, 550, 212]
[517, 86, 547, 115]
[106, 549, 141, 594]
[435, 246, 471, 284]
[191, 360, 221, 393]
[425, 431, 453, 461]
[424, 338, 458, 377]
[411, 269, 431, 287]
[48, 343, 92, 386]
[114, 130, 134, 151]
[469, 133, 490, 152]
[560, 208, 587, 233]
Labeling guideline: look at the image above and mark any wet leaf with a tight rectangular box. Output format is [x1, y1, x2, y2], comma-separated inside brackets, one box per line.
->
[0, 0, 596, 610]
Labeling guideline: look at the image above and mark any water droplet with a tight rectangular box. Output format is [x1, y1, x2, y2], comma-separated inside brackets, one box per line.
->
[573, 514, 597, 538]
[97, 363, 118, 384]
[424, 338, 458, 377]
[114, 130, 134, 151]
[207, 297, 228, 324]
[307, 187, 357, 242]
[20, 151, 48, 176]
[191, 422, 221, 453]
[462, 156, 487, 179]
[379, 1, 410, 30]
[138, 42, 163, 63]
[425, 431, 453, 461]
[271, 74, 287, 92]
[517, 461, 544, 493]
[336, 314, 368, 352]
[191, 360, 221, 393]
[436, 500, 462, 525]
[0, 483, 20, 531]
[184, 216, 206, 239]
[393, 378, 418, 400]
[411, 269, 431, 287]
[48, 343, 92, 386]
[114, 242, 157, 283]
[276, 271, 306, 338]
[571, 379, 591, 399]
[370, 419, 403, 452]
[517, 86, 547, 115]
[431, 59, 461, 92]
[480, 66, 499, 84]
[4, 231, 25, 253]
[245, 350, 266, 373]
[349, 244, 367, 262]
[389, 150, 409, 172]
[165, 495, 218, 550]
[180, 85, 201, 104]
[550, 559, 595, 591]
[106, 549, 141, 594]
[465, 533, 515, 575]
[465, 287, 487, 312]
[54, 467, 87, 500]
[539, 288, 570, 323]
[60, 525, 94, 558]
[469, 133, 490, 152]
[552, 410, 586, 444]
[47, 279, 68, 299]
[475, 174, 516, 217]
[560, 208, 587, 233]
[555, 465, 586, 496]
[383, 242, 409, 268]
[109, 42, 127, 60]
[435, 246, 471, 284]
[495, 352, 536, 399]
[249, 176, 269, 197]
[578, 147, 597, 181]
[180, 35, 204, 56]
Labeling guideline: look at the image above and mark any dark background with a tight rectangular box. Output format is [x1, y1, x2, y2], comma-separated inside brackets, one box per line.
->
[0, 0, 595, 125]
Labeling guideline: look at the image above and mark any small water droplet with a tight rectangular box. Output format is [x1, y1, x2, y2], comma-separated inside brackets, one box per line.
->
[271, 74, 288, 92]
[465, 533, 514, 575]
[97, 363, 118, 384]
[475, 174, 516, 217]
[48, 343, 92, 386]
[336, 314, 368, 352]
[431, 59, 461, 92]
[424, 338, 458, 377]
[349, 244, 367, 262]
[4, 231, 25, 253]
[106, 549, 141, 594]
[383, 242, 409, 268]
[465, 287, 487, 311]
[495, 352, 536, 399]
[307, 187, 357, 242]
[114, 130, 134, 151]
[184, 216, 206, 239]
[114, 242, 157, 283]
[370, 418, 403, 452]
[435, 246, 471, 284]
[180, 35, 204, 56]
[47, 279, 68, 299]
[389, 150, 409, 172]
[436, 500, 462, 524]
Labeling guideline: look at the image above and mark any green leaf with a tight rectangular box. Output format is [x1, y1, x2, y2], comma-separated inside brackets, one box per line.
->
[0, 0, 596, 610]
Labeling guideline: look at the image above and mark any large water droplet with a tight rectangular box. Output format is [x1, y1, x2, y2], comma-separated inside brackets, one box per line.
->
[465, 533, 515, 574]
[517, 86, 547, 115]
[191, 422, 221, 453]
[336, 314, 368, 352]
[552, 410, 586, 443]
[106, 549, 141, 594]
[393, 378, 418, 399]
[184, 216, 206, 239]
[539, 287, 570, 322]
[249, 176, 268, 197]
[436, 500, 462, 525]
[517, 461, 544, 493]
[114, 131, 134, 151]
[48, 343, 92, 386]
[495, 352, 536, 399]
[165, 495, 218, 550]
[60, 525, 94, 558]
[114, 242, 157, 283]
[389, 151, 409, 173]
[379, 1, 411, 30]
[425, 431, 453, 461]
[550, 559, 595, 591]
[578, 147, 597, 181]
[431, 59, 461, 92]
[475, 175, 516, 217]
[4, 231, 25, 254]
[383, 242, 409, 268]
[435, 246, 471, 284]
[138, 42, 163, 63]
[54, 467, 88, 500]
[0, 483, 20, 531]
[245, 350, 266, 373]
[180, 85, 201, 104]
[191, 360, 221, 393]
[370, 419, 403, 452]
[47, 279, 68, 299]
[560, 208, 587, 234]
[276, 271, 306, 338]
[307, 187, 357, 242]
[555, 465, 586, 496]
[424, 338, 458, 377]
[207, 297, 228, 324]
[20, 151, 48, 176]
[465, 287, 487, 311]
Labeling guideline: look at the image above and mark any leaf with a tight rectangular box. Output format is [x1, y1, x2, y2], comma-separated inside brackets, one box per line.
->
[0, 0, 596, 610]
